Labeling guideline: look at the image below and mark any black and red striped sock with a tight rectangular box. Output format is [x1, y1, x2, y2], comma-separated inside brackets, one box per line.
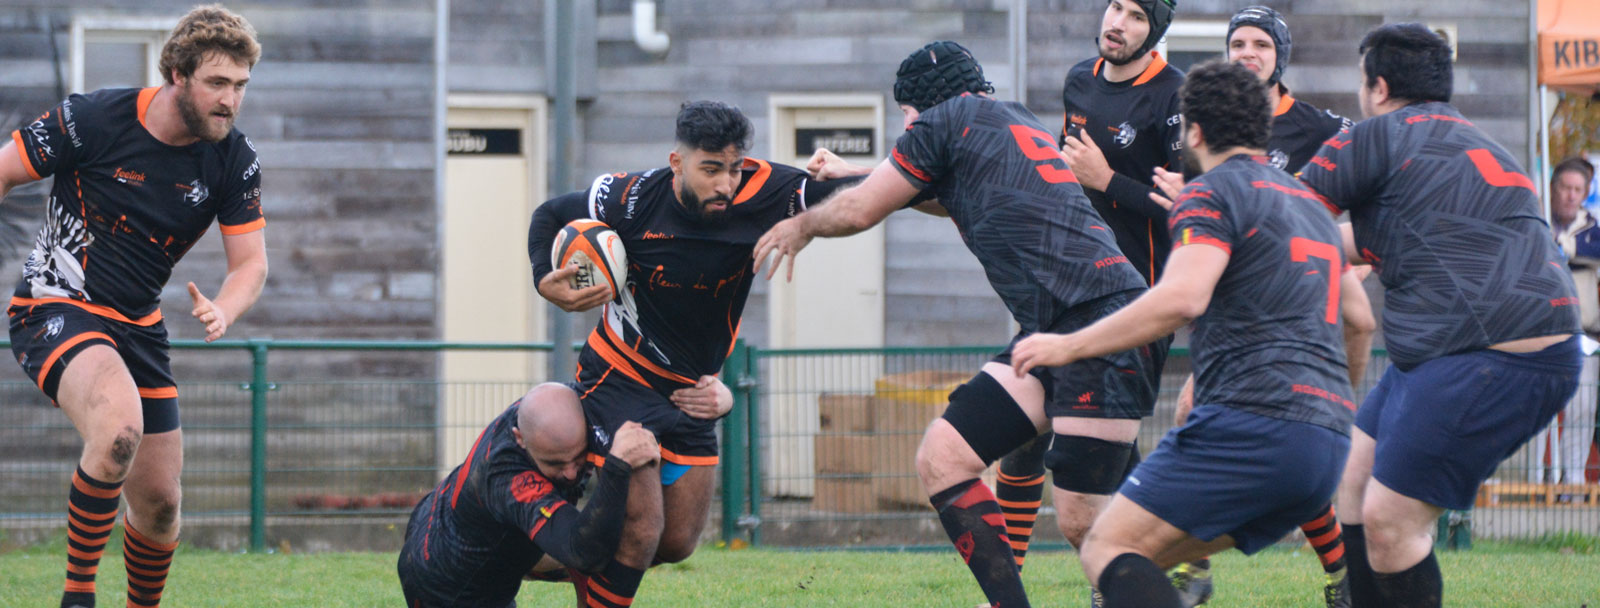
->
[62, 467, 123, 608]
[995, 436, 1048, 571]
[1300, 504, 1347, 574]
[584, 560, 642, 607]
[933, 478, 1029, 608]
[123, 519, 178, 607]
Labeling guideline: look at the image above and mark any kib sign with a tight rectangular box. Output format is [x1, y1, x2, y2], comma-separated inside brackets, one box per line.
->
[1539, 0, 1600, 96]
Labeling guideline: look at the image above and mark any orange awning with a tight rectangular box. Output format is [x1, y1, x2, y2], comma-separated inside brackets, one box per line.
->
[1540, 0, 1600, 97]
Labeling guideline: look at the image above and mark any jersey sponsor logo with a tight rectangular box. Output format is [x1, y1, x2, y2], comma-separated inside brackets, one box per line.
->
[1552, 296, 1580, 307]
[1269, 149, 1289, 170]
[242, 158, 260, 181]
[591, 424, 611, 448]
[26, 117, 55, 159]
[1113, 122, 1137, 148]
[1251, 180, 1327, 203]
[642, 230, 674, 240]
[1403, 114, 1472, 127]
[1077, 391, 1095, 403]
[113, 167, 147, 186]
[510, 471, 554, 503]
[1291, 383, 1355, 411]
[1094, 255, 1128, 269]
[589, 173, 615, 220]
[178, 180, 211, 206]
[60, 99, 82, 149]
[626, 170, 652, 219]
[1166, 113, 1181, 127]
[1170, 206, 1222, 223]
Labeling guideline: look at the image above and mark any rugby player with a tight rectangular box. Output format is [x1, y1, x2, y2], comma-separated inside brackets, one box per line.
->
[1299, 23, 1581, 607]
[397, 383, 658, 607]
[1012, 60, 1355, 608]
[756, 41, 1157, 608]
[527, 100, 859, 606]
[0, 6, 266, 606]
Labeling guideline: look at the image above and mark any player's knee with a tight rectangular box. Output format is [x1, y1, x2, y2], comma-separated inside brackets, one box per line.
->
[1057, 517, 1094, 549]
[931, 373, 1036, 469]
[95, 425, 143, 478]
[654, 538, 697, 564]
[1045, 434, 1134, 495]
[144, 492, 183, 537]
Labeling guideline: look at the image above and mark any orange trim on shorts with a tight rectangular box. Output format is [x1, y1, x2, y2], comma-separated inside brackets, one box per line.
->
[219, 217, 266, 236]
[660, 446, 717, 466]
[585, 331, 651, 388]
[123, 518, 178, 551]
[580, 365, 615, 400]
[11, 130, 42, 180]
[137, 386, 178, 400]
[12, 296, 164, 326]
[136, 87, 159, 131]
[40, 332, 116, 392]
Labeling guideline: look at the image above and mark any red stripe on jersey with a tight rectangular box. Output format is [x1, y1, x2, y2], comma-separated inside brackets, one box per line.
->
[1466, 149, 1535, 192]
[892, 147, 934, 183]
[450, 427, 490, 509]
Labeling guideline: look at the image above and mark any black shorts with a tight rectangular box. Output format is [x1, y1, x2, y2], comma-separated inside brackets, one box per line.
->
[8, 300, 179, 434]
[572, 347, 717, 467]
[992, 291, 1166, 420]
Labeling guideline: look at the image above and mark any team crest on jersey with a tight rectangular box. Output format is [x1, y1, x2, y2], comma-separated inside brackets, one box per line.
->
[182, 180, 210, 206]
[1269, 149, 1289, 170]
[1114, 122, 1137, 148]
[591, 424, 611, 448]
[510, 471, 553, 503]
[43, 314, 64, 340]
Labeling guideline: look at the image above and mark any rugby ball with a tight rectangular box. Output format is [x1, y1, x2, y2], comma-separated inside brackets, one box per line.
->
[550, 219, 627, 301]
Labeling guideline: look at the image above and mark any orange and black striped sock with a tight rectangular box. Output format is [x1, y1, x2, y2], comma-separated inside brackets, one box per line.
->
[995, 437, 1048, 570]
[123, 519, 178, 607]
[63, 467, 123, 608]
[584, 560, 642, 608]
[1300, 504, 1346, 574]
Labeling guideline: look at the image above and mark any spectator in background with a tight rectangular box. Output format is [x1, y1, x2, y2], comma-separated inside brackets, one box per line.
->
[1535, 157, 1600, 490]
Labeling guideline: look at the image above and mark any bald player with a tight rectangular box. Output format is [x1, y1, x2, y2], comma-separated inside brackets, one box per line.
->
[397, 384, 658, 607]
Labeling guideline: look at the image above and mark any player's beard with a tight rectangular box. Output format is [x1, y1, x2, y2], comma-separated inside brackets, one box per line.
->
[176, 83, 233, 143]
[678, 182, 733, 227]
[1097, 32, 1145, 66]
[1180, 147, 1203, 181]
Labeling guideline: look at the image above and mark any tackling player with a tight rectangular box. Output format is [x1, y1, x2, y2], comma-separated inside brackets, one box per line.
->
[0, 6, 266, 607]
[527, 100, 859, 606]
[756, 41, 1157, 608]
[397, 383, 658, 607]
[1012, 60, 1355, 608]
[1299, 24, 1580, 607]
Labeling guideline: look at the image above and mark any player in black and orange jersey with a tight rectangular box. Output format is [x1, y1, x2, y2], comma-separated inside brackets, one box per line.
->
[0, 7, 265, 608]
[1011, 60, 1355, 608]
[397, 383, 659, 607]
[1299, 24, 1579, 607]
[757, 41, 1156, 608]
[527, 101, 859, 606]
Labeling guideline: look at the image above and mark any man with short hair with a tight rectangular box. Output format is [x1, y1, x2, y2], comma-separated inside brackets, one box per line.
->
[757, 40, 1158, 608]
[0, 5, 267, 607]
[1299, 23, 1581, 607]
[1533, 156, 1599, 491]
[527, 100, 858, 606]
[1011, 59, 1355, 608]
[397, 383, 659, 607]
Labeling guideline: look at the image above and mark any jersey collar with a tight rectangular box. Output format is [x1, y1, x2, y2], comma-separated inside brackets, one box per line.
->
[1092, 51, 1168, 87]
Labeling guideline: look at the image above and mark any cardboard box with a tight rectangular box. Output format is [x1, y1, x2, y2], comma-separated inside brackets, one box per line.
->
[813, 433, 920, 475]
[874, 370, 969, 405]
[813, 475, 879, 513]
[876, 399, 944, 433]
[817, 393, 879, 433]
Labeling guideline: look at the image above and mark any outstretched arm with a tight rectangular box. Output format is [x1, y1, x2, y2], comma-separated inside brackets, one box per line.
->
[752, 158, 920, 281]
[0, 138, 39, 200]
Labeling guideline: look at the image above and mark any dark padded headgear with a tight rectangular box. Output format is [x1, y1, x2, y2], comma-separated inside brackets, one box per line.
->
[893, 41, 994, 112]
[1227, 5, 1292, 85]
[1130, 0, 1177, 56]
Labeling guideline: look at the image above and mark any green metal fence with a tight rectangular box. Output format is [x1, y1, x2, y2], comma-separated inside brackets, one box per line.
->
[1, 339, 1596, 555]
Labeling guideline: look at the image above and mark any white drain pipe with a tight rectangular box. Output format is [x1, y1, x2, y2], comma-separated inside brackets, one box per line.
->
[633, 0, 670, 54]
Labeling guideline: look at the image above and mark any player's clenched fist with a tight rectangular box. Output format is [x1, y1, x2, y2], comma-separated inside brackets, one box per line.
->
[537, 264, 613, 312]
[610, 421, 660, 468]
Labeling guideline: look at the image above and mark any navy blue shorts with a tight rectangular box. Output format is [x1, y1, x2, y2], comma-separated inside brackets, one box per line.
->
[1357, 336, 1580, 510]
[8, 300, 179, 434]
[1121, 405, 1349, 554]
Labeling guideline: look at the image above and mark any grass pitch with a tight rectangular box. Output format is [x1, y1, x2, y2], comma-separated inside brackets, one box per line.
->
[2, 536, 1596, 606]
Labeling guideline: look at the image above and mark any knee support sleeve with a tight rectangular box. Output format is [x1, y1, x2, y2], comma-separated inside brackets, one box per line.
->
[940, 372, 1039, 465]
[1046, 434, 1136, 494]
